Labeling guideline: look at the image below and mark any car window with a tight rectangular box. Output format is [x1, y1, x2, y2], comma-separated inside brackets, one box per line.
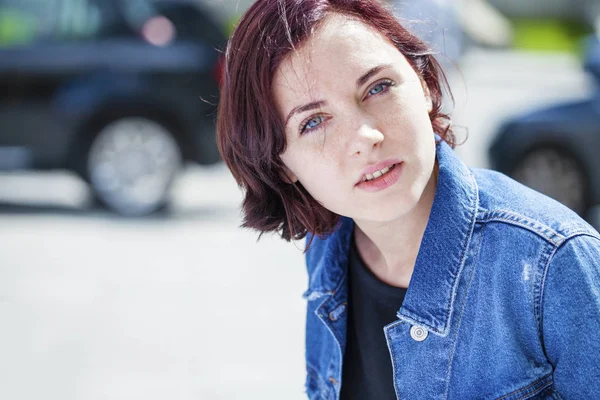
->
[0, 0, 123, 46]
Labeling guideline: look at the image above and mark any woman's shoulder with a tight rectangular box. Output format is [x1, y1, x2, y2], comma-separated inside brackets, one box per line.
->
[470, 167, 599, 244]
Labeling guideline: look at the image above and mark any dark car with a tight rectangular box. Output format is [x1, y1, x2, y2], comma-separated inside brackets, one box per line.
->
[489, 36, 600, 218]
[0, 0, 226, 215]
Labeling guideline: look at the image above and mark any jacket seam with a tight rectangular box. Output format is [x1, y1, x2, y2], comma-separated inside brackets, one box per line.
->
[562, 231, 600, 241]
[440, 170, 480, 336]
[534, 242, 556, 335]
[443, 224, 486, 399]
[314, 272, 348, 400]
[400, 170, 480, 336]
[513, 378, 552, 400]
[477, 209, 566, 246]
[495, 372, 553, 400]
[537, 232, 600, 356]
[304, 219, 353, 296]
[384, 319, 408, 400]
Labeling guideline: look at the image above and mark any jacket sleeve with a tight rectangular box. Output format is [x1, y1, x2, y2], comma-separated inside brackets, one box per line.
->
[541, 233, 600, 397]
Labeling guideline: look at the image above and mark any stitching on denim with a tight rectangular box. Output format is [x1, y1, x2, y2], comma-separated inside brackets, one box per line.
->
[533, 242, 555, 335]
[440, 169, 480, 335]
[514, 382, 552, 400]
[562, 231, 600, 241]
[496, 373, 553, 400]
[476, 206, 490, 219]
[443, 224, 486, 400]
[480, 210, 600, 246]
[514, 379, 553, 400]
[478, 210, 565, 246]
[400, 171, 479, 336]
[305, 218, 353, 295]
[537, 233, 600, 358]
[314, 273, 348, 400]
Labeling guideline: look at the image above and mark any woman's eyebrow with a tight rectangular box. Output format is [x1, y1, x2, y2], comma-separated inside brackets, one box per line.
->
[284, 100, 327, 127]
[283, 64, 392, 127]
[356, 63, 393, 88]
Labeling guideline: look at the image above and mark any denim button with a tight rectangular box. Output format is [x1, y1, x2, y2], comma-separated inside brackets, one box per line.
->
[410, 325, 428, 341]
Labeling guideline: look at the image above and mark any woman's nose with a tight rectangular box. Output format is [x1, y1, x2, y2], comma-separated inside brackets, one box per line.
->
[348, 123, 384, 157]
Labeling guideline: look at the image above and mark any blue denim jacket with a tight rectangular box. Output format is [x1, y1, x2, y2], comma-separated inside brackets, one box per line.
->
[303, 140, 600, 399]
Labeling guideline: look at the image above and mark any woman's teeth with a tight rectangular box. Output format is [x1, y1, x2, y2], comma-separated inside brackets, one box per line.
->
[364, 165, 393, 181]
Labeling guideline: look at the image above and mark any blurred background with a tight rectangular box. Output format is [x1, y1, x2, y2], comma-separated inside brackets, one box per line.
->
[0, 0, 599, 399]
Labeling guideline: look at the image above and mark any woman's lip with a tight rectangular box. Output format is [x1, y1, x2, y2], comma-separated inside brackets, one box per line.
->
[358, 159, 401, 184]
[355, 162, 403, 192]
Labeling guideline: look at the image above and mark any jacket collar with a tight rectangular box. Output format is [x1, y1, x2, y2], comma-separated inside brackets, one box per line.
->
[304, 140, 479, 336]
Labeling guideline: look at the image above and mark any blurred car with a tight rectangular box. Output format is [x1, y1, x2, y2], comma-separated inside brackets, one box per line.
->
[489, 36, 600, 217]
[0, 0, 226, 215]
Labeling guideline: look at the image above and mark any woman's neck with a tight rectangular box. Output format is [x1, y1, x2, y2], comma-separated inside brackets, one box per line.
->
[353, 162, 438, 288]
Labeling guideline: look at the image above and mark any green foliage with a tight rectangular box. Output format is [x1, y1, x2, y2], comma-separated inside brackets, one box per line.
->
[511, 18, 593, 56]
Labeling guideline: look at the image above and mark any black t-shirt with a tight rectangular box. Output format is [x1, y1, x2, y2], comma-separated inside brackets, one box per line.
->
[340, 238, 407, 400]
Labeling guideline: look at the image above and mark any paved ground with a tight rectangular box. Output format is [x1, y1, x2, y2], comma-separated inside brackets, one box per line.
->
[0, 49, 595, 400]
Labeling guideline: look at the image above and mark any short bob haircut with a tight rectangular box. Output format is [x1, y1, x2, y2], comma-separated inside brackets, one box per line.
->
[217, 0, 455, 244]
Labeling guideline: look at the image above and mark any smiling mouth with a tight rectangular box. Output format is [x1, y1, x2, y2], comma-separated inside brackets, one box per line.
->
[359, 163, 398, 183]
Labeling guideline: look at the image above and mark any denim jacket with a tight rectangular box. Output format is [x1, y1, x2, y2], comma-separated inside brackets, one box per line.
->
[303, 140, 600, 399]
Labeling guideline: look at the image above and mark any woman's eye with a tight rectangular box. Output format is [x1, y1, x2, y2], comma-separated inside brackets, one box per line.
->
[300, 115, 325, 134]
[367, 80, 394, 97]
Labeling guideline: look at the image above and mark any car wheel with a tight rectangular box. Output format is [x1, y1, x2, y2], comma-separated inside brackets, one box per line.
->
[511, 147, 588, 215]
[86, 117, 183, 216]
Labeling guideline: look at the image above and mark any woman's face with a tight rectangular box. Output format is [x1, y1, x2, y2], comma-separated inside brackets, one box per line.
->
[275, 14, 437, 224]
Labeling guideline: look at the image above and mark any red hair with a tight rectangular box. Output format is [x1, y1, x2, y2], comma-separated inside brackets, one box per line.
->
[217, 0, 454, 244]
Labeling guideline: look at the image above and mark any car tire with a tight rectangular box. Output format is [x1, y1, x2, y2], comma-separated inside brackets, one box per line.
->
[511, 147, 589, 216]
[85, 116, 183, 216]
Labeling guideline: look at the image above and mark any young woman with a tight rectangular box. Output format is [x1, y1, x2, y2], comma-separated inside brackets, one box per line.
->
[217, 0, 600, 398]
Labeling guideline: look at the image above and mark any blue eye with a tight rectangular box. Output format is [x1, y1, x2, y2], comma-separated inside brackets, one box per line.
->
[369, 84, 385, 95]
[367, 80, 394, 97]
[300, 115, 325, 134]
